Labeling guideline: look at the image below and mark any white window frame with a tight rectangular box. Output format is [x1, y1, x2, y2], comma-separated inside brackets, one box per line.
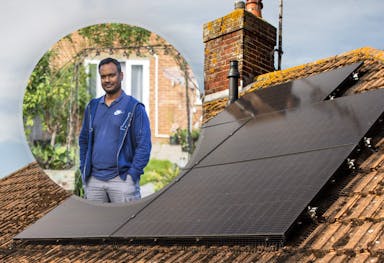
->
[125, 59, 150, 112]
[84, 59, 150, 112]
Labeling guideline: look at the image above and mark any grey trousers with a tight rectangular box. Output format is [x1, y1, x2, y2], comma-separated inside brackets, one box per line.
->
[84, 175, 141, 203]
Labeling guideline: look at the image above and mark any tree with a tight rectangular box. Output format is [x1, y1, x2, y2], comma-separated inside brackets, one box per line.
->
[23, 51, 90, 168]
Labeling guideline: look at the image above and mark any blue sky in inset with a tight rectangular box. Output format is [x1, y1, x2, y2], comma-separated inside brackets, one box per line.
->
[0, 0, 383, 178]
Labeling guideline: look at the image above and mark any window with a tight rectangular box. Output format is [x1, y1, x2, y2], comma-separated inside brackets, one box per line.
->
[84, 59, 150, 111]
[125, 60, 150, 111]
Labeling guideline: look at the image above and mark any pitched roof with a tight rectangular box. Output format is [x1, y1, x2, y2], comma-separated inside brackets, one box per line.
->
[1, 46, 384, 262]
[0, 163, 69, 254]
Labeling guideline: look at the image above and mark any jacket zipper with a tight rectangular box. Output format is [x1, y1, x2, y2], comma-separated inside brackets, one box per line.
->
[83, 104, 93, 181]
[116, 112, 132, 176]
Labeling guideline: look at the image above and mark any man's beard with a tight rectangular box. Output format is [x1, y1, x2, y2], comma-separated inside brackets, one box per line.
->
[103, 84, 121, 95]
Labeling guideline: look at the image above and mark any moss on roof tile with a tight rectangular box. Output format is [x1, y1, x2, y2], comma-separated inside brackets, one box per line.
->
[203, 46, 384, 123]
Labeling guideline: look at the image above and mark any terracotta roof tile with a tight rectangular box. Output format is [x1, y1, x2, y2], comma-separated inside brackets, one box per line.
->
[0, 162, 69, 254]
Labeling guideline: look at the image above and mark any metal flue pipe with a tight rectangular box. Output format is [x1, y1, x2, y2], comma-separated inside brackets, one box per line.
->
[228, 60, 240, 103]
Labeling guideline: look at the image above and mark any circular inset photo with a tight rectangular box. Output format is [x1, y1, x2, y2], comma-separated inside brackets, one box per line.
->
[23, 23, 202, 201]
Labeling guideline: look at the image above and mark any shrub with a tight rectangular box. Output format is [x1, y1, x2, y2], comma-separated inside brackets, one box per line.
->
[141, 159, 180, 191]
[170, 128, 200, 152]
[31, 143, 75, 169]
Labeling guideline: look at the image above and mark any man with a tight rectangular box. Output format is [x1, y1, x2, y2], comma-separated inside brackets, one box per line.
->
[79, 57, 151, 203]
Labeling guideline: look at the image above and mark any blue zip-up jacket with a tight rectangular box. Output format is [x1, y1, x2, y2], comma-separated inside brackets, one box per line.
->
[79, 94, 151, 185]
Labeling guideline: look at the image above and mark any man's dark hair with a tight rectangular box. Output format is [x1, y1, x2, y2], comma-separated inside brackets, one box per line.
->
[98, 57, 122, 72]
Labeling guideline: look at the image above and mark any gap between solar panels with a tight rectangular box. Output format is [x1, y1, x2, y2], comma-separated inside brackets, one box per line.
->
[16, 62, 384, 247]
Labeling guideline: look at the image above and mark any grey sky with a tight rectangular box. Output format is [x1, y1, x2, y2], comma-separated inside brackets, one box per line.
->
[0, 0, 382, 178]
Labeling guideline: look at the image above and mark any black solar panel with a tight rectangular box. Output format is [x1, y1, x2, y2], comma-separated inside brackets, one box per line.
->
[15, 195, 155, 239]
[113, 146, 354, 239]
[185, 118, 248, 169]
[111, 89, 384, 240]
[198, 90, 384, 167]
[205, 62, 362, 127]
[15, 64, 384, 245]
[186, 62, 362, 168]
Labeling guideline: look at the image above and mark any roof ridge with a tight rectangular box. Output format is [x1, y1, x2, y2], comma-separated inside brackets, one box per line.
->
[245, 46, 384, 94]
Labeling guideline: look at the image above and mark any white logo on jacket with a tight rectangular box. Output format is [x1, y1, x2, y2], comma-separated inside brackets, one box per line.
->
[114, 110, 124, 116]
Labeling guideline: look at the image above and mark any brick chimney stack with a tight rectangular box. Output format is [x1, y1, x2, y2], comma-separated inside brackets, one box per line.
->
[203, 1, 276, 100]
[246, 0, 263, 18]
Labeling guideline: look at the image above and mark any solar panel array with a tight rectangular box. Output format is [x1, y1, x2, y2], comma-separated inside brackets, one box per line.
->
[16, 62, 384, 245]
[186, 62, 363, 168]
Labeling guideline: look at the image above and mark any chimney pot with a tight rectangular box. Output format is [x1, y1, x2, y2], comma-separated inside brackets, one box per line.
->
[246, 0, 263, 18]
[234, 0, 245, 10]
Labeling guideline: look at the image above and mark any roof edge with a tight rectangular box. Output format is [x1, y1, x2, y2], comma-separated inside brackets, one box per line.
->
[0, 161, 41, 181]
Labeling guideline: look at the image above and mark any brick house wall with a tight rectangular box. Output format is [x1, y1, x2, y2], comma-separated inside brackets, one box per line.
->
[49, 30, 202, 144]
